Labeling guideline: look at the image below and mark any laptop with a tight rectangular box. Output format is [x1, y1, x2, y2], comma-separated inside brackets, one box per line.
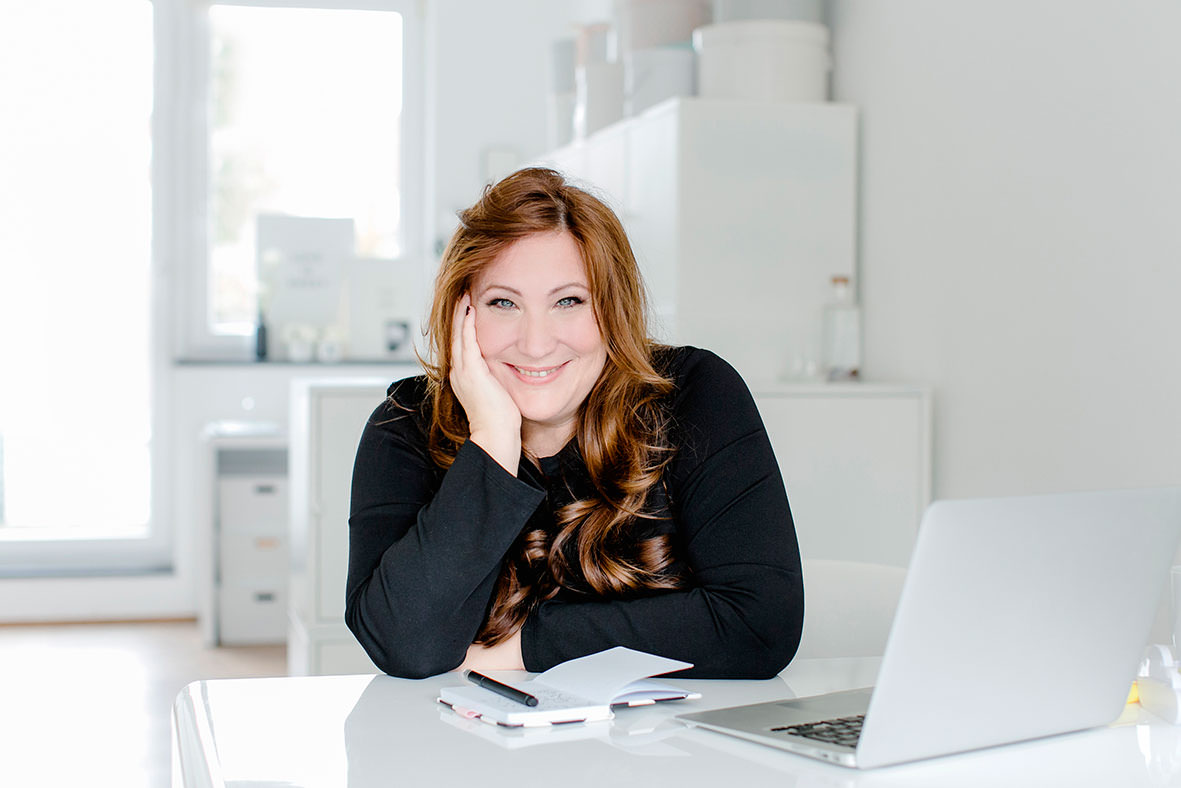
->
[677, 487, 1181, 769]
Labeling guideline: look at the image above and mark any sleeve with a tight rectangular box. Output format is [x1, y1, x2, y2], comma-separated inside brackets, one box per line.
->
[519, 349, 803, 679]
[345, 395, 546, 678]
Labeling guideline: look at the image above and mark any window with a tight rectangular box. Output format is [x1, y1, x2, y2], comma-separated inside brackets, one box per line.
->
[0, 0, 420, 577]
[0, 1, 162, 573]
[181, 0, 421, 357]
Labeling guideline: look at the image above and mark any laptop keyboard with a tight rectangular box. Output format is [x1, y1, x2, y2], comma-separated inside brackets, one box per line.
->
[771, 714, 864, 747]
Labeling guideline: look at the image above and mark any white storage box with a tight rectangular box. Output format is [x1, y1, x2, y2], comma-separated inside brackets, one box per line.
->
[694, 19, 830, 102]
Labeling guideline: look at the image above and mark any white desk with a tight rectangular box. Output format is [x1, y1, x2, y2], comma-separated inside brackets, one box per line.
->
[172, 658, 1181, 787]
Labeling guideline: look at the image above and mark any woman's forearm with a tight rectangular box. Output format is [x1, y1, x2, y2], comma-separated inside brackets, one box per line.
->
[347, 434, 543, 678]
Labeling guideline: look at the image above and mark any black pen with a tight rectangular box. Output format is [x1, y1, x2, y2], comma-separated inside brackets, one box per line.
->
[464, 669, 539, 707]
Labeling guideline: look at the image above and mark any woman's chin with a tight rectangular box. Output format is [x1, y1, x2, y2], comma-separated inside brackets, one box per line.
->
[516, 405, 578, 449]
[517, 408, 568, 430]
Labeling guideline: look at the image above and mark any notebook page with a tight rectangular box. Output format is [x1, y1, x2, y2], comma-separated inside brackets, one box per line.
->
[530, 646, 691, 703]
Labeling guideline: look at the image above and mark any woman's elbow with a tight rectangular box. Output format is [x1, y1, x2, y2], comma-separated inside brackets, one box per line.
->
[733, 577, 804, 678]
[344, 602, 463, 679]
[761, 624, 803, 678]
[376, 652, 457, 681]
[719, 623, 800, 679]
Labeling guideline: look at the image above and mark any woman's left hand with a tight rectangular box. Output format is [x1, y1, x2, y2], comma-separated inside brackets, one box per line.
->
[458, 629, 524, 672]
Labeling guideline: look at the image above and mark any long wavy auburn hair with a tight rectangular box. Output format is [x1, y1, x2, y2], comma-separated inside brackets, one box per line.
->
[418, 167, 686, 645]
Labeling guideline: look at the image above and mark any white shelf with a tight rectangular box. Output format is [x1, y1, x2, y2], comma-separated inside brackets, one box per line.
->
[537, 96, 859, 384]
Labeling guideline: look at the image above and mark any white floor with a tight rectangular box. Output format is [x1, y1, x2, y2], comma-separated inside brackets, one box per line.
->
[0, 620, 285, 788]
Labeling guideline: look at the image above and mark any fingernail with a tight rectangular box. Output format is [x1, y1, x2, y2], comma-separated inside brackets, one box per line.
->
[465, 305, 471, 315]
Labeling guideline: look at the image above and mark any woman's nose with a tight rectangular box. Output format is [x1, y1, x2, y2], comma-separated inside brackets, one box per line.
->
[517, 311, 558, 359]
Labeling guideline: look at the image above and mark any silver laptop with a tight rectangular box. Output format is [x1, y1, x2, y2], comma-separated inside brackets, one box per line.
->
[677, 487, 1181, 769]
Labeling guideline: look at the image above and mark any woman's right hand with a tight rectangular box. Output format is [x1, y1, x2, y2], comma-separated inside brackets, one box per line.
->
[449, 293, 522, 474]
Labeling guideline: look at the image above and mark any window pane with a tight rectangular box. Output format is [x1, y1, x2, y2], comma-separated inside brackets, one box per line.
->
[0, 1, 153, 534]
[208, 5, 403, 334]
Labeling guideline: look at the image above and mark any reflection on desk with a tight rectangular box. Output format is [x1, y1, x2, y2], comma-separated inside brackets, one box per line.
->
[171, 658, 1181, 788]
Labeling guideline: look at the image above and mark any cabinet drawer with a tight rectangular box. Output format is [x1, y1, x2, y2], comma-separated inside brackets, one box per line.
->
[219, 531, 288, 585]
[218, 476, 288, 533]
[218, 583, 288, 645]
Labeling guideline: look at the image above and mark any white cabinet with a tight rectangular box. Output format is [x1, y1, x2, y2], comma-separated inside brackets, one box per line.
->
[752, 384, 931, 568]
[540, 100, 933, 565]
[541, 97, 858, 384]
[287, 373, 417, 676]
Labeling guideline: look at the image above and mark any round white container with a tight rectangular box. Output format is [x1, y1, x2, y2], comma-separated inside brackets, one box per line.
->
[694, 19, 830, 102]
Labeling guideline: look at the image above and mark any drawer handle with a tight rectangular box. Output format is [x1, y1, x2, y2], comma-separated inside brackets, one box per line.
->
[255, 484, 276, 495]
[254, 592, 276, 603]
[255, 537, 281, 550]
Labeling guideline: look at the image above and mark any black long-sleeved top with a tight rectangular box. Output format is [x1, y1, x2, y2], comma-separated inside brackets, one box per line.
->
[345, 346, 803, 679]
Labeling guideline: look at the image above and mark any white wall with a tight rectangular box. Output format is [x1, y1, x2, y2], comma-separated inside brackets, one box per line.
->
[829, 0, 1181, 500]
[829, 1, 1181, 641]
[424, 0, 577, 255]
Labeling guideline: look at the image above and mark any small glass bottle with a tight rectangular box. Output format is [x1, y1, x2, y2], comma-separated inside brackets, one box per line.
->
[821, 275, 861, 381]
[254, 309, 268, 362]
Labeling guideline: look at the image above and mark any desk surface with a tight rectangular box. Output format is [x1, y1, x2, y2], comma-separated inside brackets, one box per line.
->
[172, 658, 1181, 787]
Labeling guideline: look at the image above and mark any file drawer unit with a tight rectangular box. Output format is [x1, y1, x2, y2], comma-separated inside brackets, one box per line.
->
[206, 427, 289, 646]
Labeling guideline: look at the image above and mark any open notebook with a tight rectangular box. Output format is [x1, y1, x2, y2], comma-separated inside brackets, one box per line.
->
[438, 646, 698, 727]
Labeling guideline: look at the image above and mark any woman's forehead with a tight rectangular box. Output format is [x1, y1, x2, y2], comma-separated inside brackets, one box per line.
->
[473, 231, 590, 294]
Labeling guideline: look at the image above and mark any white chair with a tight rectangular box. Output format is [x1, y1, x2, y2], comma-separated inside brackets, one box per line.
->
[795, 558, 908, 659]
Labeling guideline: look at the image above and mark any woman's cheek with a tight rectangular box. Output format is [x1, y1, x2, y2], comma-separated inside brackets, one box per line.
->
[476, 313, 519, 358]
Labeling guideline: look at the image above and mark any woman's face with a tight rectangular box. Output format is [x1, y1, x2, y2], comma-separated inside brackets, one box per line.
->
[470, 230, 607, 454]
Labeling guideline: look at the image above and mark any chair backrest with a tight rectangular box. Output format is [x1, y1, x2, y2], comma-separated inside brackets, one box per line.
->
[795, 558, 907, 659]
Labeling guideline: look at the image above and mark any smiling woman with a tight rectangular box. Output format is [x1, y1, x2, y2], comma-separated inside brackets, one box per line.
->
[344, 168, 804, 679]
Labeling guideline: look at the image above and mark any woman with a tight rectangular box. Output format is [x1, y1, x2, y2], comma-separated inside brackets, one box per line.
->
[346, 167, 802, 679]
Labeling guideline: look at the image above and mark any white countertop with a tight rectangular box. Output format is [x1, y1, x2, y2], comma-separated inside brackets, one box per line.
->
[172, 658, 1181, 787]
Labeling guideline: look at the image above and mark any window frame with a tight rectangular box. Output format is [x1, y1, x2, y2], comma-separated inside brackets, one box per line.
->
[172, 0, 426, 361]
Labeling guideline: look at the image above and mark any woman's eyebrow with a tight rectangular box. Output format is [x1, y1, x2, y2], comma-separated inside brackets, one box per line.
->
[477, 284, 522, 297]
[548, 282, 589, 296]
[477, 282, 589, 297]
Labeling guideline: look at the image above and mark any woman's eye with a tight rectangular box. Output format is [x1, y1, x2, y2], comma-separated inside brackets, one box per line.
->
[487, 297, 516, 310]
[556, 296, 584, 308]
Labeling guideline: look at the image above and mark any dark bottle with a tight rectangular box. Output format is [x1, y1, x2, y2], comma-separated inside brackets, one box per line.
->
[255, 310, 268, 361]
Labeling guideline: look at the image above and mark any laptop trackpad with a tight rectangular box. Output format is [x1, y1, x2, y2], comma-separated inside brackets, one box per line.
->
[770, 687, 874, 725]
[680, 687, 875, 732]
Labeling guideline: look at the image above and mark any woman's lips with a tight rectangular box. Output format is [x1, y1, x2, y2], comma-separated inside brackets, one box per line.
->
[507, 360, 569, 383]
